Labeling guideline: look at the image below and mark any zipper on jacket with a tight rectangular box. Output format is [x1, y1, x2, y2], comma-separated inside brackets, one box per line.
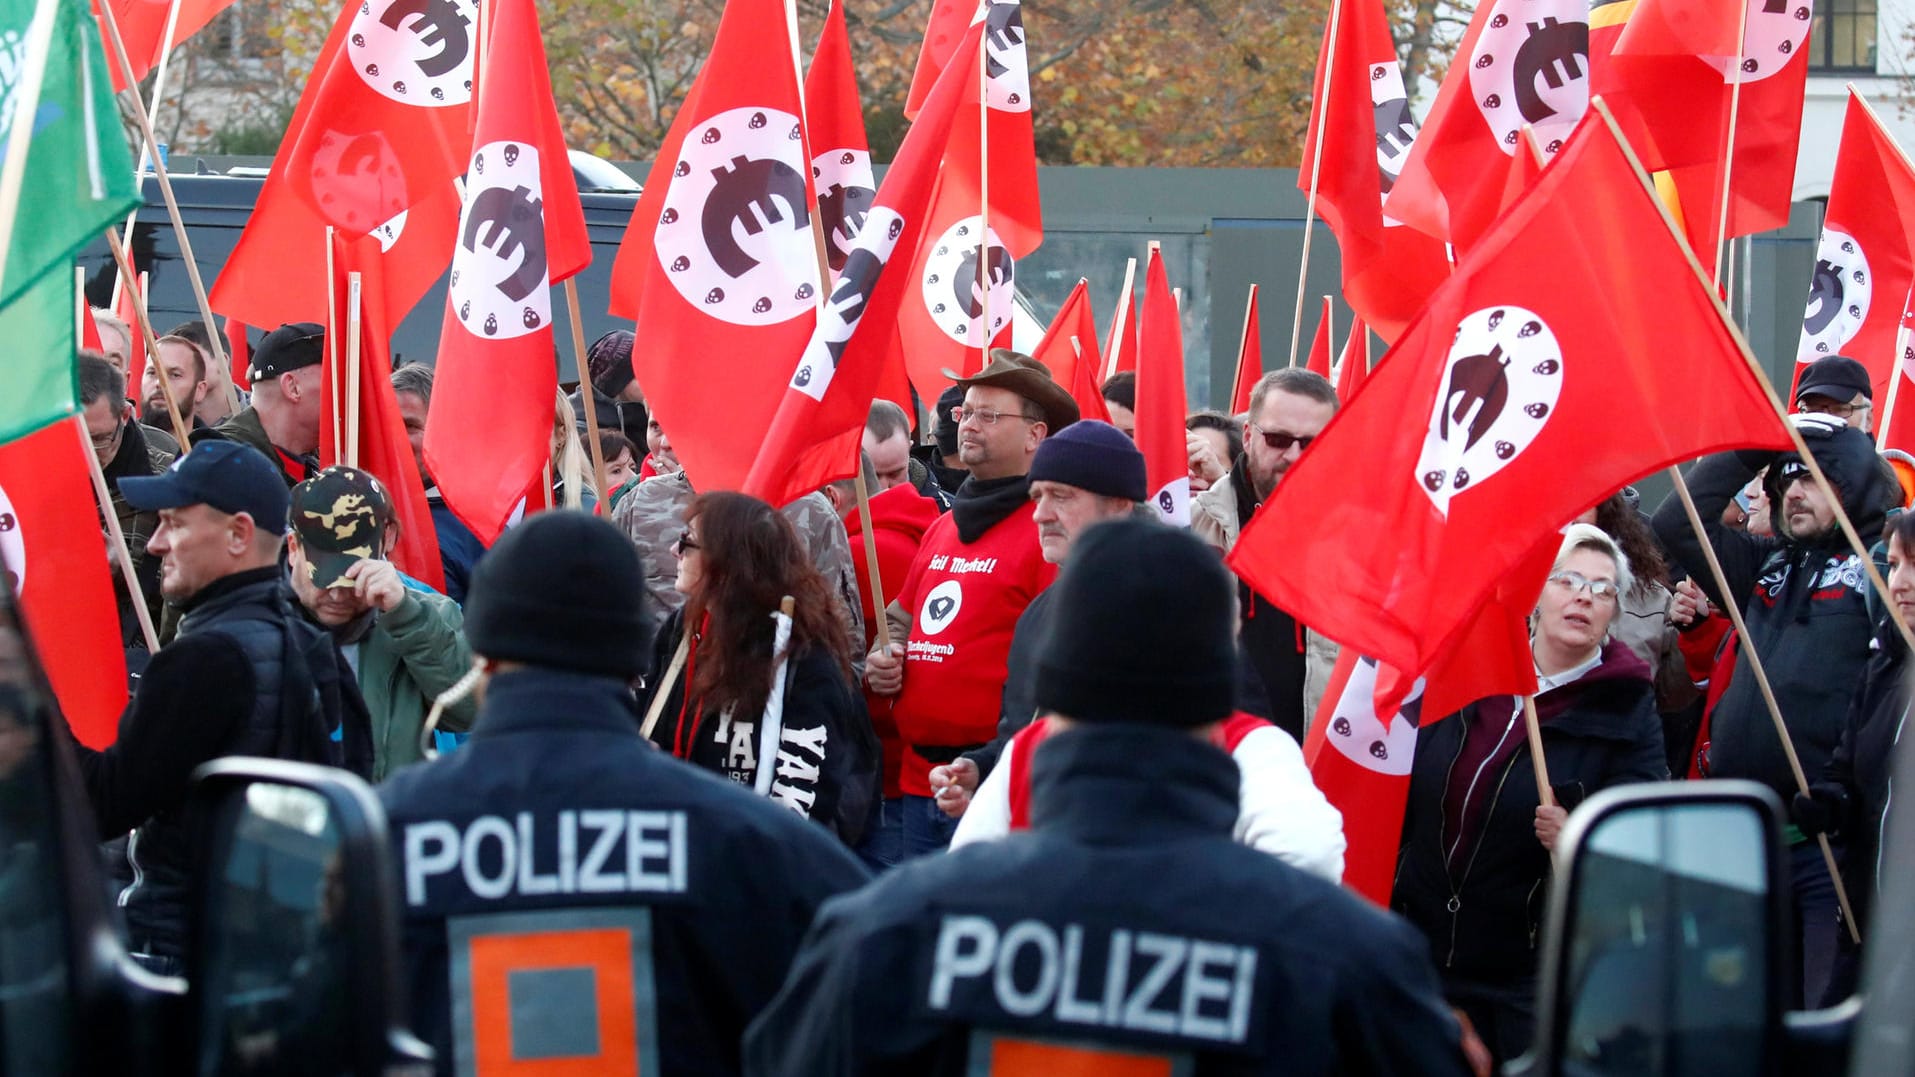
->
[1445, 706, 1521, 868]
[117, 827, 144, 908]
[1445, 754, 1521, 969]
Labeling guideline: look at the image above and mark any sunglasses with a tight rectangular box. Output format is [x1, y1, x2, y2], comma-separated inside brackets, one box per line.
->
[672, 529, 700, 554]
[1251, 425, 1314, 452]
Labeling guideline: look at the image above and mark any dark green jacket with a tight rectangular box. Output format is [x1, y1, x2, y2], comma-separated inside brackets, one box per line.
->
[351, 586, 476, 780]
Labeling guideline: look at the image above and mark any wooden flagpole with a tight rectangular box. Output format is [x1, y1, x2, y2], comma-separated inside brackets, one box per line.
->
[564, 281, 611, 505]
[973, 15, 993, 371]
[105, 229, 191, 448]
[1713, 0, 1753, 292]
[1229, 283, 1257, 408]
[97, 0, 238, 414]
[344, 271, 363, 468]
[324, 228, 342, 459]
[0, 0, 61, 280]
[1102, 257, 1137, 381]
[1522, 697, 1556, 808]
[1290, 0, 1343, 369]
[109, 0, 184, 311]
[76, 416, 161, 654]
[73, 265, 89, 345]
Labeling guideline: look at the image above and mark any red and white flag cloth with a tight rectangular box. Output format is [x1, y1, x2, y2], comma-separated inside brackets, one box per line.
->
[1299, 0, 1450, 340]
[1229, 284, 1262, 414]
[422, 0, 588, 543]
[743, 15, 983, 508]
[1793, 91, 1915, 397]
[0, 420, 129, 747]
[614, 0, 821, 495]
[1384, 0, 1591, 255]
[894, 0, 1042, 404]
[1334, 312, 1370, 404]
[209, 0, 473, 328]
[807, 0, 877, 277]
[1230, 109, 1793, 681]
[1885, 298, 1915, 454]
[1303, 296, 1333, 378]
[1031, 278, 1110, 425]
[904, 0, 978, 119]
[101, 0, 238, 90]
[1136, 246, 1190, 524]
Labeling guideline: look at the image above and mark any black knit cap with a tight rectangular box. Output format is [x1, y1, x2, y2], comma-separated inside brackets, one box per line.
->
[1034, 517, 1237, 726]
[934, 384, 964, 456]
[464, 513, 652, 680]
[587, 330, 637, 397]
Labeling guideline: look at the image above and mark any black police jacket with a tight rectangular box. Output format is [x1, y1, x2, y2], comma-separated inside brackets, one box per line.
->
[742, 724, 1472, 1076]
[378, 668, 871, 1076]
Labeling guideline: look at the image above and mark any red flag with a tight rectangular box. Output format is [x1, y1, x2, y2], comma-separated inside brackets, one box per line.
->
[208, 0, 474, 328]
[1384, 0, 1591, 254]
[423, 0, 588, 542]
[893, 0, 1043, 406]
[1230, 108, 1794, 680]
[1333, 312, 1369, 404]
[1136, 246, 1190, 524]
[1303, 296, 1332, 378]
[743, 18, 983, 509]
[614, 0, 820, 495]
[322, 233, 446, 592]
[81, 303, 104, 353]
[224, 317, 251, 390]
[903, 0, 977, 120]
[1299, 0, 1451, 339]
[1031, 279, 1110, 426]
[101, 0, 239, 91]
[117, 269, 145, 400]
[1792, 91, 1915, 402]
[0, 420, 129, 747]
[807, 0, 877, 277]
[1885, 302, 1915, 454]
[1229, 284, 1262, 414]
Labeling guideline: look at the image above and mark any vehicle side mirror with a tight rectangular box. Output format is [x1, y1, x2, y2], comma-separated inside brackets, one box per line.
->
[1524, 781, 1790, 1077]
[186, 758, 430, 1076]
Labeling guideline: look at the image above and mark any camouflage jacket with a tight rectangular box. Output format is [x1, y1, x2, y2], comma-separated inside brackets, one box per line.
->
[613, 471, 866, 671]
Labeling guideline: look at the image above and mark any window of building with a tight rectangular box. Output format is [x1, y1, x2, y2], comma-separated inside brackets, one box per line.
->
[1810, 0, 1877, 74]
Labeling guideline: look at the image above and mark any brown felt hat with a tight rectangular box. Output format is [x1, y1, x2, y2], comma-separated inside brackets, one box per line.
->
[940, 349, 1080, 432]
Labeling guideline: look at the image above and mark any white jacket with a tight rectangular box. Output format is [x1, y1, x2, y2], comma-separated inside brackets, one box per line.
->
[951, 722, 1348, 882]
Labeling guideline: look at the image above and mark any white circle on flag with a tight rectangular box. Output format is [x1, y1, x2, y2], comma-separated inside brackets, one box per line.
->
[921, 216, 1014, 346]
[919, 579, 964, 636]
[1325, 658, 1420, 776]
[655, 106, 819, 327]
[1371, 61, 1417, 198]
[1709, 0, 1812, 83]
[812, 147, 876, 273]
[1466, 0, 1589, 158]
[983, 1, 1031, 113]
[1798, 228, 1870, 363]
[347, 0, 478, 107]
[1415, 305, 1564, 515]
[0, 483, 23, 595]
[448, 140, 551, 341]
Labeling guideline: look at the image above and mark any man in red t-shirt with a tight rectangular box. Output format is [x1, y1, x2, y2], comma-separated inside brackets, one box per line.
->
[864, 350, 1078, 857]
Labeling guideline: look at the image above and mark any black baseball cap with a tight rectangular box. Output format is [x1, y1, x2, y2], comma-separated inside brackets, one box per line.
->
[248, 322, 325, 382]
[289, 467, 394, 588]
[121, 441, 291, 531]
[1795, 354, 1872, 405]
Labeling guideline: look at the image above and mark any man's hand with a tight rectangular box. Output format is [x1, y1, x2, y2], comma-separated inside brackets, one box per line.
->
[930, 757, 979, 819]
[1186, 432, 1227, 491]
[344, 559, 407, 614]
[1534, 804, 1569, 851]
[865, 642, 904, 696]
[1669, 578, 1711, 629]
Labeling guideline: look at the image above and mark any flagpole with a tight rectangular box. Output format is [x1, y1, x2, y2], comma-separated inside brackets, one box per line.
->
[1713, 0, 1752, 292]
[564, 281, 611, 505]
[0, 0, 62, 281]
[105, 229, 191, 448]
[1521, 696, 1555, 808]
[76, 416, 162, 654]
[74, 265, 89, 343]
[110, 0, 184, 312]
[1880, 285, 1913, 451]
[345, 271, 363, 469]
[1102, 257, 1136, 381]
[1291, 0, 1343, 368]
[324, 228, 342, 460]
[1229, 283, 1257, 409]
[973, 13, 992, 373]
[97, 0, 238, 415]
[854, 467, 892, 653]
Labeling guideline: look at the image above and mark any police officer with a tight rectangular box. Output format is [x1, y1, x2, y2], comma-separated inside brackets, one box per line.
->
[379, 512, 870, 1075]
[744, 519, 1473, 1075]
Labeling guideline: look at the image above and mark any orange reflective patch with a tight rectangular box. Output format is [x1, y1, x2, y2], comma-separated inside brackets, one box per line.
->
[986, 1038, 1177, 1077]
[467, 927, 638, 1074]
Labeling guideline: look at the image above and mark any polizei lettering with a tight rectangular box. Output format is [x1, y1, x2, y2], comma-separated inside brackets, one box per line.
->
[403, 811, 689, 905]
[927, 915, 1258, 1045]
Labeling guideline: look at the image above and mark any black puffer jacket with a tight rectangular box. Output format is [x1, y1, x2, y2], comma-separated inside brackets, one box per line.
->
[1652, 424, 1896, 803]
[1393, 642, 1667, 983]
[1819, 622, 1908, 929]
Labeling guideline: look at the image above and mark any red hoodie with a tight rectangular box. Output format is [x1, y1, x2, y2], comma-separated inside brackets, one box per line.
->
[844, 483, 941, 798]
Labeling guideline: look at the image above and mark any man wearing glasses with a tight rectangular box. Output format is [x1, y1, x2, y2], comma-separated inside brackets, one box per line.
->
[865, 350, 1078, 858]
[1191, 368, 1341, 743]
[80, 353, 176, 650]
[1793, 355, 1874, 434]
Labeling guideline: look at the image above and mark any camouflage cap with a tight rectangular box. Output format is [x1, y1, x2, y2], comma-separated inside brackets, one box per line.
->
[289, 466, 394, 588]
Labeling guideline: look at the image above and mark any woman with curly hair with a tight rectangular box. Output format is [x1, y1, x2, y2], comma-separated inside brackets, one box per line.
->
[641, 491, 877, 841]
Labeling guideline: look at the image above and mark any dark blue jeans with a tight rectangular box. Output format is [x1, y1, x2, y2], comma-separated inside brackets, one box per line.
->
[854, 796, 906, 872]
[901, 794, 959, 860]
[1791, 840, 1842, 1009]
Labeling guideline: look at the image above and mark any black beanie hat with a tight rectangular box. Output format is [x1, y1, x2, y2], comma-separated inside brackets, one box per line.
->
[1034, 517, 1237, 726]
[465, 513, 652, 680]
[1030, 420, 1147, 502]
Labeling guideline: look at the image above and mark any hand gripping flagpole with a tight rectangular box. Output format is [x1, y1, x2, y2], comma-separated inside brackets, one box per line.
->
[1290, 0, 1343, 368]
[105, 228, 192, 448]
[1595, 95, 1867, 942]
[755, 596, 798, 798]
[97, 0, 238, 415]
[76, 416, 161, 654]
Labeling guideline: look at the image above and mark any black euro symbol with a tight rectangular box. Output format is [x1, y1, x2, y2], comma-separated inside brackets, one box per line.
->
[1804, 258, 1848, 336]
[985, 3, 1025, 79]
[1440, 343, 1510, 451]
[1511, 17, 1588, 124]
[1373, 95, 1416, 191]
[462, 184, 548, 302]
[824, 247, 885, 367]
[954, 245, 1014, 319]
[818, 181, 875, 270]
[378, 0, 471, 79]
[703, 155, 812, 279]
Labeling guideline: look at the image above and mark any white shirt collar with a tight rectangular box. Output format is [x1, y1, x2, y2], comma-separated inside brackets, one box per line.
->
[1535, 649, 1603, 695]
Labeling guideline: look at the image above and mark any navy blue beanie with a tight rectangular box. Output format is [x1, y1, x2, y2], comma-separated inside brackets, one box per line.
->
[1029, 420, 1147, 502]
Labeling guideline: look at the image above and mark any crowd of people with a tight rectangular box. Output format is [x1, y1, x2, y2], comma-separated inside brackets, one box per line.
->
[55, 318, 1914, 1071]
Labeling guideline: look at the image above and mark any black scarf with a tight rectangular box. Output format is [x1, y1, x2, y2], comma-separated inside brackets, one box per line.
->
[952, 474, 1031, 543]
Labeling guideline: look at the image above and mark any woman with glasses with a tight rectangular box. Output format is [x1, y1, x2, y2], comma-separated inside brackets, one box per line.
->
[641, 492, 876, 842]
[1391, 523, 1667, 1067]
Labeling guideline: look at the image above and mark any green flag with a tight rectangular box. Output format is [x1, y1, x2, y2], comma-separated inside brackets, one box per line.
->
[0, 0, 139, 440]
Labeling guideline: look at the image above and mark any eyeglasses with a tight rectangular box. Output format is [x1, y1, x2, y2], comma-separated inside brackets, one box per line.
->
[1800, 398, 1868, 418]
[671, 529, 700, 554]
[88, 420, 125, 450]
[952, 405, 1041, 427]
[1250, 425, 1315, 452]
[1548, 570, 1620, 600]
